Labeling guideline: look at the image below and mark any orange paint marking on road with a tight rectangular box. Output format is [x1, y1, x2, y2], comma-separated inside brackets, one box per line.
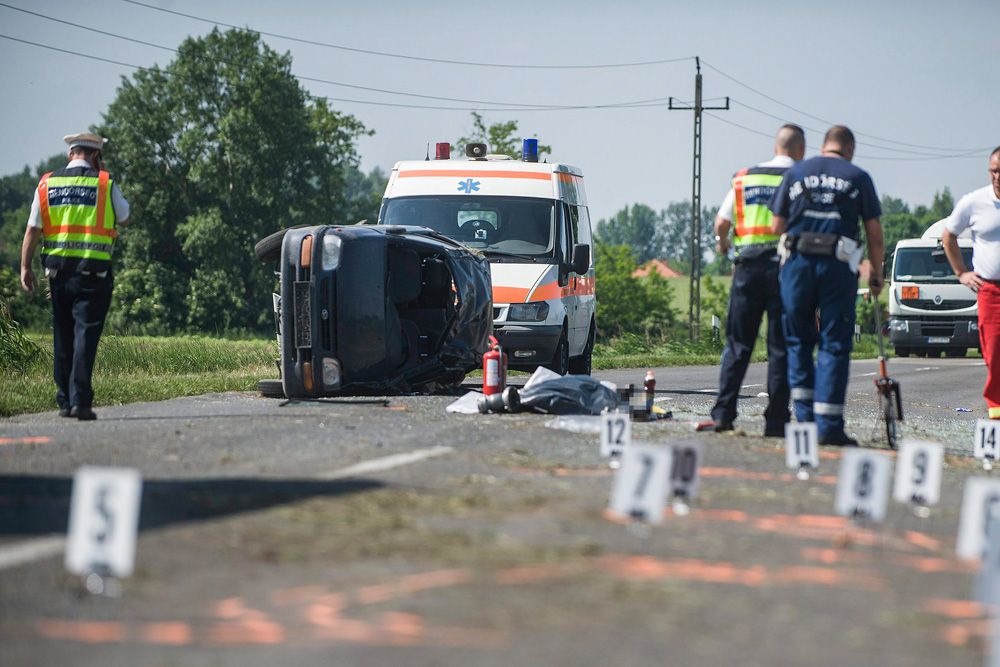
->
[354, 568, 472, 605]
[922, 598, 991, 619]
[800, 547, 870, 565]
[207, 597, 286, 645]
[0, 436, 51, 446]
[904, 530, 945, 552]
[700, 466, 837, 486]
[380, 611, 426, 646]
[940, 619, 992, 647]
[139, 622, 193, 646]
[550, 467, 613, 477]
[692, 508, 750, 522]
[495, 562, 584, 585]
[272, 585, 328, 607]
[36, 619, 125, 644]
[893, 554, 974, 574]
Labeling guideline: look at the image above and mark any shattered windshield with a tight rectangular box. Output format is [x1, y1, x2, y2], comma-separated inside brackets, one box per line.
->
[893, 247, 973, 283]
[380, 196, 556, 259]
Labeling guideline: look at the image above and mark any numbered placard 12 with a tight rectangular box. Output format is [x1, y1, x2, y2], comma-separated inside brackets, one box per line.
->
[600, 411, 631, 458]
[785, 422, 819, 471]
[892, 439, 943, 506]
[670, 442, 703, 501]
[956, 477, 1000, 561]
[608, 443, 672, 525]
[65, 466, 143, 578]
[975, 419, 1000, 462]
[834, 450, 891, 522]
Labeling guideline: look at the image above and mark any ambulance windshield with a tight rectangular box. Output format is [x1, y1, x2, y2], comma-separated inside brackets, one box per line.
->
[380, 196, 556, 259]
[893, 247, 973, 283]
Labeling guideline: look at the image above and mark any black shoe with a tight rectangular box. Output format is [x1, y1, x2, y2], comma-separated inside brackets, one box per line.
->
[713, 421, 734, 433]
[819, 430, 858, 447]
[71, 406, 97, 421]
[764, 424, 786, 438]
[58, 407, 72, 418]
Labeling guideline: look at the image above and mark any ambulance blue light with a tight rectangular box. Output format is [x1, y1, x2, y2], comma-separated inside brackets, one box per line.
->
[522, 138, 539, 163]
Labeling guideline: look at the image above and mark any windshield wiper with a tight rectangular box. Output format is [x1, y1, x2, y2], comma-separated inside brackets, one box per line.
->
[483, 250, 537, 262]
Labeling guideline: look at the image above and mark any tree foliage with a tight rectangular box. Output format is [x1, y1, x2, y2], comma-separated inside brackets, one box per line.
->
[455, 112, 551, 160]
[594, 243, 677, 340]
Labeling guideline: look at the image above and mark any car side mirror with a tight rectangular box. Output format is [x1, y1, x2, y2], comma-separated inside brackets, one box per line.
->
[570, 243, 590, 275]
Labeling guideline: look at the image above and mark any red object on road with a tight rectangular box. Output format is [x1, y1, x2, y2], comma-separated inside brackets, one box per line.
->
[483, 335, 507, 396]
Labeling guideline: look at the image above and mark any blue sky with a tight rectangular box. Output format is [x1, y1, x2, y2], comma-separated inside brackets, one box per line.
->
[1, 0, 996, 223]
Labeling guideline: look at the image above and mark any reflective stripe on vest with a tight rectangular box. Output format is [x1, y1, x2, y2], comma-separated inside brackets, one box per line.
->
[39, 171, 117, 263]
[732, 166, 785, 247]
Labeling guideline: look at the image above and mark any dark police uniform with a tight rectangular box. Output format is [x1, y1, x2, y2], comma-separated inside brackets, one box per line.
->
[711, 158, 791, 435]
[769, 156, 881, 438]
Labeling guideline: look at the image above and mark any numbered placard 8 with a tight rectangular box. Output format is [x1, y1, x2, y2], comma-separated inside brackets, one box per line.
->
[956, 477, 1000, 560]
[834, 450, 891, 522]
[600, 411, 631, 458]
[785, 422, 819, 470]
[892, 439, 943, 506]
[975, 420, 1000, 462]
[65, 466, 143, 578]
[670, 442, 703, 501]
[608, 443, 672, 525]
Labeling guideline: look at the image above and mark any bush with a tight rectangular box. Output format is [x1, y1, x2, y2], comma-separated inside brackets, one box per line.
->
[0, 296, 45, 372]
[594, 243, 679, 341]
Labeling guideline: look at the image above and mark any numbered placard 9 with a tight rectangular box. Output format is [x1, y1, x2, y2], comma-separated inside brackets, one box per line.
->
[608, 443, 672, 525]
[834, 450, 891, 522]
[600, 411, 631, 458]
[956, 477, 1000, 560]
[65, 466, 143, 578]
[785, 422, 819, 470]
[670, 442, 703, 501]
[975, 420, 1000, 462]
[892, 439, 943, 506]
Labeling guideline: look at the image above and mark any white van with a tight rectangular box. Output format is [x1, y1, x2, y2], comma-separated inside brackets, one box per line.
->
[379, 142, 596, 374]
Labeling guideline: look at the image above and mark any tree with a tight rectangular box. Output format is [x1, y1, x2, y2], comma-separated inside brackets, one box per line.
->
[455, 112, 551, 160]
[594, 243, 677, 340]
[98, 28, 370, 334]
[661, 201, 722, 275]
[594, 204, 665, 264]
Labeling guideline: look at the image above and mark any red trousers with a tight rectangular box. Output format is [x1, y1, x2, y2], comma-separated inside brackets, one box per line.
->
[980, 281, 1000, 418]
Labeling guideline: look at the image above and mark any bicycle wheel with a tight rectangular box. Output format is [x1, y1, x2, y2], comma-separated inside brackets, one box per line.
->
[881, 392, 899, 449]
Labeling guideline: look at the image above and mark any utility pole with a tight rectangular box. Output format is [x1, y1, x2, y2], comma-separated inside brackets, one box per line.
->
[669, 57, 729, 341]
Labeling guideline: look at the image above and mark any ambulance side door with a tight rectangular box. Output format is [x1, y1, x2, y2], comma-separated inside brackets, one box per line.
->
[560, 203, 584, 349]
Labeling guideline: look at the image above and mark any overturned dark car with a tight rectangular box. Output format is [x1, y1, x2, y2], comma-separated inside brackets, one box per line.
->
[255, 224, 493, 397]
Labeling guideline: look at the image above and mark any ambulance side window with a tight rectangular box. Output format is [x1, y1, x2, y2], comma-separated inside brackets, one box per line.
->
[558, 203, 571, 263]
[567, 205, 580, 247]
[576, 207, 593, 248]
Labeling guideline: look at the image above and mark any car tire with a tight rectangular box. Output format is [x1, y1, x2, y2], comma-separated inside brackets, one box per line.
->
[894, 347, 911, 358]
[254, 225, 306, 264]
[568, 320, 595, 375]
[545, 326, 570, 376]
[946, 348, 967, 358]
[258, 378, 285, 398]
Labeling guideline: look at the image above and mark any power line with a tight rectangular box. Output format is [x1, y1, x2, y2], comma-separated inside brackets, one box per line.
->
[120, 0, 695, 70]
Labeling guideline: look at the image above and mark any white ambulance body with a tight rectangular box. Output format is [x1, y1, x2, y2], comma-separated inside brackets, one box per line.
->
[379, 149, 596, 374]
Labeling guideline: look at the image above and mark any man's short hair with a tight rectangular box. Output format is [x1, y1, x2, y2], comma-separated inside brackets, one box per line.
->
[823, 125, 855, 150]
[991, 146, 1000, 160]
[69, 146, 99, 160]
[776, 124, 805, 152]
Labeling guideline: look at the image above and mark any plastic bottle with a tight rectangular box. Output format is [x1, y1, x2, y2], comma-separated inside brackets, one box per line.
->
[644, 370, 655, 417]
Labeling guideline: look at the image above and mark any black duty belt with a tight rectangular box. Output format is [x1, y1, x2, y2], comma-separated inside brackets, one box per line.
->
[784, 232, 838, 256]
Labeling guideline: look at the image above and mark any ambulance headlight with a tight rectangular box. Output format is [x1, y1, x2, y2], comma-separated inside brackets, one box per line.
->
[970, 321, 979, 332]
[321, 234, 342, 271]
[508, 302, 549, 322]
[889, 319, 908, 332]
[322, 357, 342, 389]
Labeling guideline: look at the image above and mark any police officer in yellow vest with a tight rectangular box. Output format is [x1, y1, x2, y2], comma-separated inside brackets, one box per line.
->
[19, 132, 129, 420]
[709, 124, 805, 436]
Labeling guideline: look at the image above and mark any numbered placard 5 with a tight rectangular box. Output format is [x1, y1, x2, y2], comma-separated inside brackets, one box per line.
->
[834, 450, 891, 522]
[957, 477, 1000, 560]
[670, 442, 703, 501]
[975, 420, 1000, 462]
[785, 422, 819, 470]
[608, 443, 672, 525]
[65, 466, 143, 578]
[893, 439, 943, 506]
[600, 412, 631, 458]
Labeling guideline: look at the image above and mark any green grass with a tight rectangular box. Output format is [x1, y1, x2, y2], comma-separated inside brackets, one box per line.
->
[0, 334, 277, 417]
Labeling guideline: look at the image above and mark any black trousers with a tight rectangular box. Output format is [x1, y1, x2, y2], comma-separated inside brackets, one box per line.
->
[711, 256, 790, 429]
[49, 271, 113, 410]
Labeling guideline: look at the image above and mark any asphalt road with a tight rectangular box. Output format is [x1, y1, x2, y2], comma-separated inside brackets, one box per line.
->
[0, 358, 994, 666]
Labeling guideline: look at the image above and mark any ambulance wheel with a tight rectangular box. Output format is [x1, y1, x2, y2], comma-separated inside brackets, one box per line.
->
[545, 327, 570, 376]
[568, 320, 595, 375]
[257, 379, 285, 398]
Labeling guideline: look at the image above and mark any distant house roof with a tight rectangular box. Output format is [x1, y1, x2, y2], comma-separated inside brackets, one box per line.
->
[633, 259, 683, 279]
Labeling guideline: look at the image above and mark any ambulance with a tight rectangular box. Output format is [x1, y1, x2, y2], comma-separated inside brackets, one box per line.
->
[379, 140, 596, 374]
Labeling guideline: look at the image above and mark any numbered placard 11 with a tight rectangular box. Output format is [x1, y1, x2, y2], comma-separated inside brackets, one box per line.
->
[785, 422, 819, 471]
[608, 443, 672, 525]
[956, 477, 1000, 561]
[600, 411, 631, 458]
[974, 419, 1000, 463]
[892, 439, 943, 506]
[834, 450, 891, 522]
[670, 442, 703, 501]
[65, 466, 143, 578]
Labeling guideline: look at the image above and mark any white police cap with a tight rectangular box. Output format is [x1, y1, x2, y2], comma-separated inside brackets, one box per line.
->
[63, 132, 107, 151]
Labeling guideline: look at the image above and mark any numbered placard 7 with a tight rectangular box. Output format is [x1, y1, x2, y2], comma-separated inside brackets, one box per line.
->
[834, 450, 891, 522]
[608, 443, 672, 525]
[601, 411, 631, 458]
[785, 422, 819, 470]
[893, 439, 943, 506]
[975, 420, 1000, 462]
[65, 466, 143, 578]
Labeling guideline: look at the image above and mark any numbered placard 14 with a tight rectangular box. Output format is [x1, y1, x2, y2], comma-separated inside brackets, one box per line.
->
[785, 422, 819, 470]
[975, 419, 1000, 462]
[608, 443, 672, 525]
[892, 439, 943, 506]
[834, 450, 891, 522]
[600, 411, 631, 458]
[65, 466, 143, 578]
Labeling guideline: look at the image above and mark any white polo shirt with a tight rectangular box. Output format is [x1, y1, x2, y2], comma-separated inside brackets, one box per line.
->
[717, 154, 795, 222]
[26, 159, 130, 229]
[945, 185, 1000, 280]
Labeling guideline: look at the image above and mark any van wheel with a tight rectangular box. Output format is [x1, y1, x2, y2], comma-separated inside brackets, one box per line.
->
[545, 327, 570, 376]
[568, 320, 595, 375]
[258, 379, 285, 398]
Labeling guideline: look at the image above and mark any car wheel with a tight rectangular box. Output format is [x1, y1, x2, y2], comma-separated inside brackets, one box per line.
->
[545, 327, 570, 376]
[254, 225, 306, 263]
[894, 347, 911, 358]
[258, 378, 285, 398]
[568, 320, 595, 375]
[946, 348, 967, 358]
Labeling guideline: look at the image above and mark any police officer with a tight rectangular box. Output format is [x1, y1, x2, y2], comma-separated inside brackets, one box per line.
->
[710, 124, 805, 436]
[19, 132, 129, 420]
[769, 126, 883, 446]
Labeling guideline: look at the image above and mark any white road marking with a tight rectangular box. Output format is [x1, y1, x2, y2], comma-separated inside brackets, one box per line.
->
[741, 384, 763, 389]
[0, 536, 65, 572]
[319, 445, 454, 480]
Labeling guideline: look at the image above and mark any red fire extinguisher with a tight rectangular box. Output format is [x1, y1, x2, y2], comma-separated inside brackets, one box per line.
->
[483, 335, 507, 396]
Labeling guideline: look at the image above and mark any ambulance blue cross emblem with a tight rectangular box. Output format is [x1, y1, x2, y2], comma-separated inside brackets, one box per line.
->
[457, 178, 480, 193]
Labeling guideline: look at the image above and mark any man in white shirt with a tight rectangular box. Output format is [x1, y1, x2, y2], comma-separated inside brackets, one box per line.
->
[943, 146, 1000, 418]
